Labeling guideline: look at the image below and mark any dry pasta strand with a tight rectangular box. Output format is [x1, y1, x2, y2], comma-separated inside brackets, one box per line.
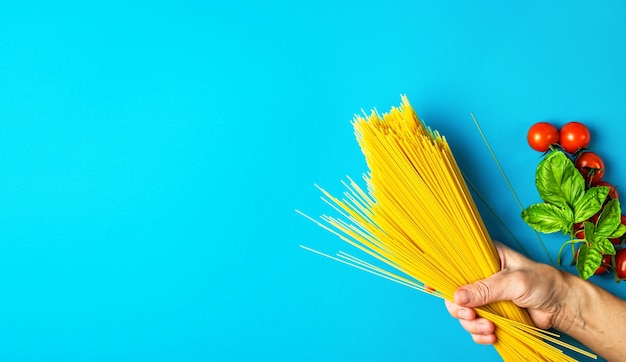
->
[303, 96, 596, 361]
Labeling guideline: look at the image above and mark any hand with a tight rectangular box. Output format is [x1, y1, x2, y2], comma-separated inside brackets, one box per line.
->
[444, 242, 570, 344]
[446, 241, 626, 361]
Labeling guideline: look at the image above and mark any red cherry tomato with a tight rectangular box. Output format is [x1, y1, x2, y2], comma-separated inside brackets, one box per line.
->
[595, 255, 612, 275]
[527, 122, 559, 152]
[615, 249, 626, 279]
[575, 151, 605, 185]
[573, 221, 584, 232]
[575, 229, 585, 240]
[560, 121, 590, 154]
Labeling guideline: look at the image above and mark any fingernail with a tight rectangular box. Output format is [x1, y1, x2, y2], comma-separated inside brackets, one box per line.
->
[455, 289, 470, 305]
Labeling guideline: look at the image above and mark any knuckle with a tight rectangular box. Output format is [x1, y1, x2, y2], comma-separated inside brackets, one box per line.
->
[509, 270, 533, 295]
[471, 280, 492, 304]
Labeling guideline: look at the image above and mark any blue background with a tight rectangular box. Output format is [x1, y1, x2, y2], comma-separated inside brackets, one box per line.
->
[2, 1, 626, 361]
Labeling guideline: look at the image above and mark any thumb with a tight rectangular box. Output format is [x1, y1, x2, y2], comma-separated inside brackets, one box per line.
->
[454, 272, 512, 308]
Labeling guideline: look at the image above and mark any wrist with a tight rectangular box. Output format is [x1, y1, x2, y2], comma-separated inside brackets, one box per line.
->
[550, 270, 596, 335]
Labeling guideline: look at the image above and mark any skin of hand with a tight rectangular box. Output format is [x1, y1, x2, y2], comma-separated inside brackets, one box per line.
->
[445, 242, 626, 362]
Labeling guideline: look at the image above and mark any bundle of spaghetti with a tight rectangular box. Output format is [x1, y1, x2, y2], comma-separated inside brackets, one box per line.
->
[308, 96, 595, 361]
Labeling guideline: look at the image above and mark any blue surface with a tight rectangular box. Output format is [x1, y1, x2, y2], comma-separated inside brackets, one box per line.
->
[1, 1, 626, 361]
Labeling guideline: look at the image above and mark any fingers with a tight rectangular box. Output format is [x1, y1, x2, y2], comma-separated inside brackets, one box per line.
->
[459, 317, 495, 336]
[444, 299, 475, 320]
[453, 243, 515, 308]
[471, 332, 497, 345]
[454, 271, 523, 308]
[444, 242, 542, 346]
[445, 300, 496, 344]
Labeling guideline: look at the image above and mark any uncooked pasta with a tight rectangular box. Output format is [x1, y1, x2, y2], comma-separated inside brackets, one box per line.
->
[300, 96, 595, 361]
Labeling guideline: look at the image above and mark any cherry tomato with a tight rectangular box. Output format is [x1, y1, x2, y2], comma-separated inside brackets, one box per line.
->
[595, 255, 612, 275]
[527, 122, 559, 152]
[573, 221, 584, 232]
[560, 121, 590, 154]
[575, 229, 585, 240]
[615, 249, 626, 279]
[575, 151, 605, 185]
[596, 181, 619, 200]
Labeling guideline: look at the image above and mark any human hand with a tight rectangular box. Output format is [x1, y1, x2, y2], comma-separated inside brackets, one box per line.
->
[444, 242, 570, 344]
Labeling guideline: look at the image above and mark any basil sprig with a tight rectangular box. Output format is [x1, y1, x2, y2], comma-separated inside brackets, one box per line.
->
[521, 151, 626, 280]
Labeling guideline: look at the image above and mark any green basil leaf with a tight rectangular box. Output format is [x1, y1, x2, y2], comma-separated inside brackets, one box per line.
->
[608, 224, 626, 239]
[521, 203, 573, 234]
[576, 244, 603, 280]
[535, 151, 585, 208]
[592, 237, 616, 255]
[596, 199, 622, 237]
[573, 186, 609, 223]
[583, 221, 594, 242]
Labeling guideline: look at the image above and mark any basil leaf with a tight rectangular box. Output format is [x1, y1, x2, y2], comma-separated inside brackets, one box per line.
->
[577, 244, 603, 280]
[583, 221, 594, 242]
[535, 151, 585, 208]
[596, 199, 622, 237]
[592, 238, 616, 256]
[608, 224, 626, 239]
[573, 186, 609, 223]
[521, 203, 573, 234]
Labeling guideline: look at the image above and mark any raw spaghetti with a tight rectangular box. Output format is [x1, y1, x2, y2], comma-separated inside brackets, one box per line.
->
[300, 96, 595, 361]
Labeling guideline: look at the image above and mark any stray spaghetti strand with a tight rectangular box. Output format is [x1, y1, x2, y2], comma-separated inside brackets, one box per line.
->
[300, 96, 595, 361]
